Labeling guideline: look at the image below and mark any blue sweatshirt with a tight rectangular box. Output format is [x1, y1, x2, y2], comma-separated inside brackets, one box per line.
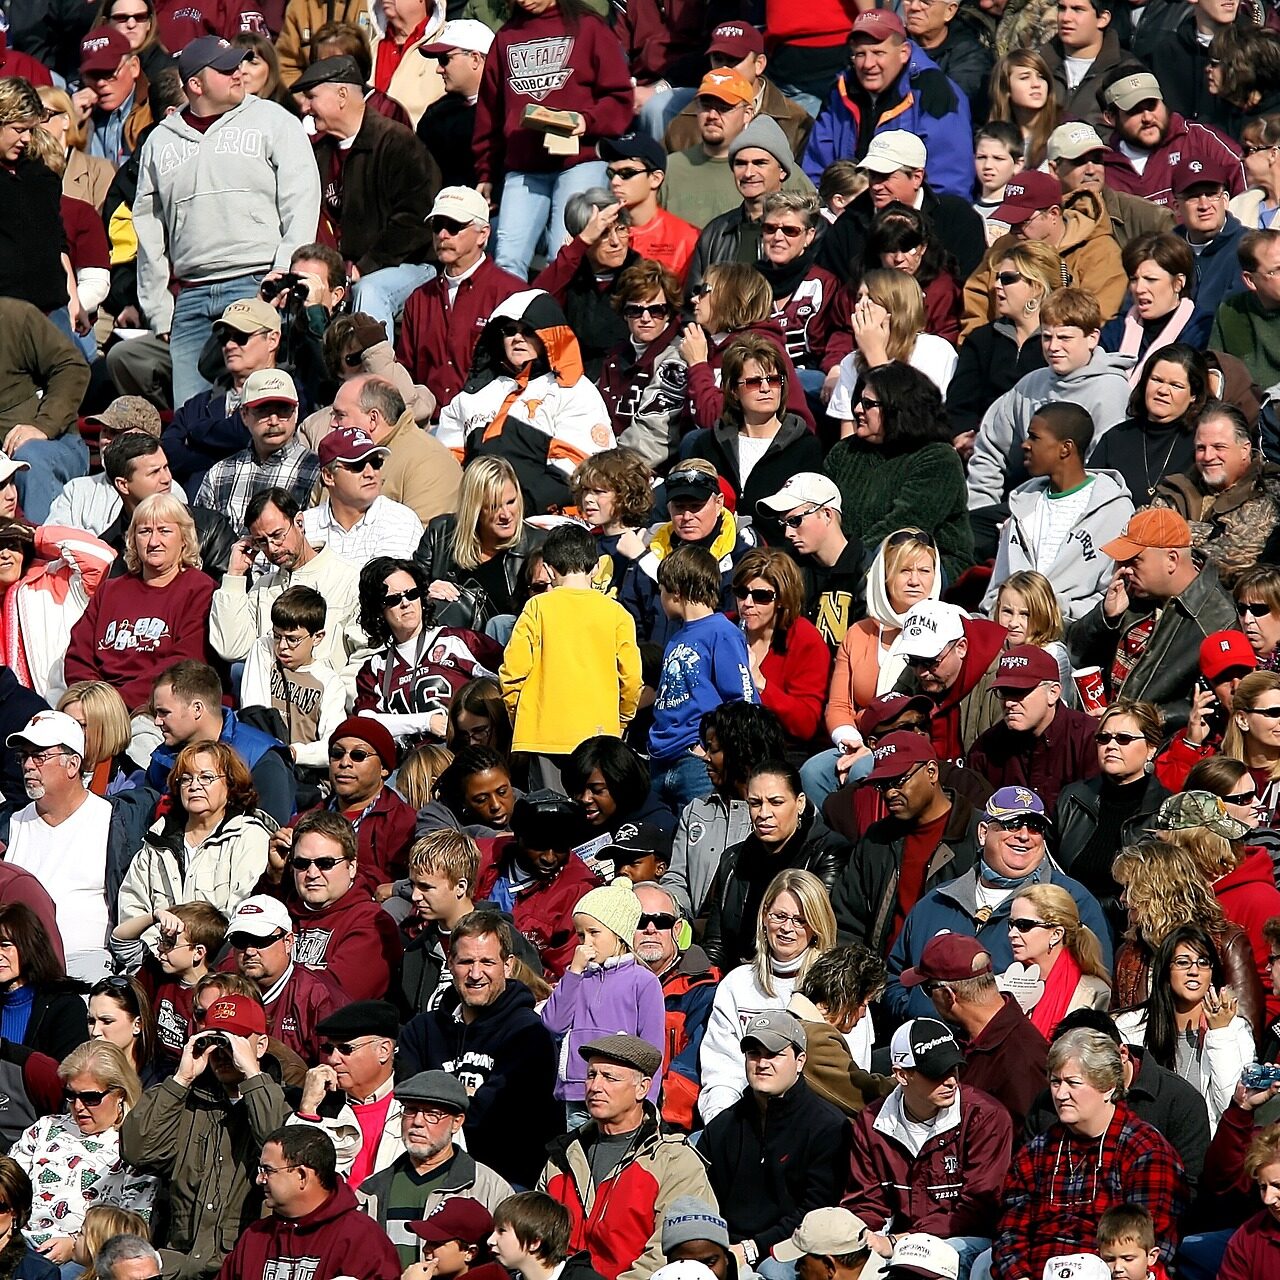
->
[648, 613, 755, 760]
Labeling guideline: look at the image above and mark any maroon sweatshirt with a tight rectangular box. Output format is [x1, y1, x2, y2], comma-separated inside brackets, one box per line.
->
[264, 962, 343, 1064]
[65, 569, 216, 712]
[289, 888, 404, 1003]
[216, 1179, 401, 1280]
[474, 8, 634, 181]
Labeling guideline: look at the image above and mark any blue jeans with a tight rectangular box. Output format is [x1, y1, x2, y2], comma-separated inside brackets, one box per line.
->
[15, 432, 89, 523]
[799, 746, 874, 812]
[649, 751, 711, 817]
[353, 262, 437, 334]
[494, 162, 610, 280]
[635, 86, 697, 143]
[946, 1236, 993, 1280]
[170, 273, 264, 408]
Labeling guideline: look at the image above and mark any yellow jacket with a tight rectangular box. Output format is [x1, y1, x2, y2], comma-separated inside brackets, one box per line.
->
[500, 585, 642, 754]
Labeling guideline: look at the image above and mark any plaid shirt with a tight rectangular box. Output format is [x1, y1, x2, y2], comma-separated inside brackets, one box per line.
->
[195, 435, 321, 535]
[1109, 612, 1159, 696]
[992, 1104, 1188, 1280]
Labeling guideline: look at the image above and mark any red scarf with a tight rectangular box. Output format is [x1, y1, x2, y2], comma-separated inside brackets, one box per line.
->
[1031, 947, 1084, 1038]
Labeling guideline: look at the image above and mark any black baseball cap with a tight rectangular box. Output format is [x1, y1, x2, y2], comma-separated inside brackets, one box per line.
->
[291, 55, 366, 93]
[599, 132, 668, 173]
[600, 821, 666, 865]
[665, 465, 720, 504]
[178, 35, 246, 82]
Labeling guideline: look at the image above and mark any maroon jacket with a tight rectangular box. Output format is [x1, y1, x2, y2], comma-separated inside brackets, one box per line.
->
[475, 839, 603, 979]
[769, 265, 845, 369]
[616, 0, 713, 87]
[264, 963, 344, 1064]
[1103, 112, 1244, 209]
[289, 888, 403, 1003]
[0, 863, 63, 967]
[303, 787, 416, 897]
[216, 1179, 400, 1280]
[844, 1084, 1013, 1237]
[957, 993, 1049, 1134]
[396, 257, 525, 412]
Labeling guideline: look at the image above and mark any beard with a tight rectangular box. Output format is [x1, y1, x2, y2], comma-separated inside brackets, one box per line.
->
[405, 1134, 453, 1162]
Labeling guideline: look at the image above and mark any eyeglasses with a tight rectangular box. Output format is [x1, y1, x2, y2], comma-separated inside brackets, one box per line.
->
[1243, 143, 1280, 157]
[339, 455, 384, 472]
[228, 929, 286, 951]
[733, 585, 777, 604]
[401, 1104, 457, 1122]
[64, 1087, 117, 1106]
[257, 1163, 301, 1177]
[41, 108, 68, 122]
[988, 816, 1049, 835]
[1247, 706, 1280, 719]
[761, 221, 807, 239]
[622, 302, 673, 320]
[1269, 953, 1280, 966]
[1171, 955, 1212, 970]
[15, 748, 69, 765]
[272, 631, 310, 649]
[995, 271, 1026, 287]
[289, 854, 348, 872]
[85, 62, 128, 85]
[249, 527, 292, 550]
[781, 502, 831, 530]
[765, 910, 807, 929]
[1225, 788, 1259, 805]
[217, 327, 269, 345]
[1094, 731, 1144, 745]
[638, 912, 678, 930]
[606, 165, 651, 181]
[696, 97, 747, 115]
[328, 745, 377, 763]
[319, 1037, 375, 1056]
[496, 320, 535, 339]
[383, 587, 422, 609]
[737, 374, 785, 390]
[687, 283, 713, 302]
[905, 641, 956, 671]
[854, 395, 882, 415]
[873, 762, 924, 793]
[1237, 601, 1271, 617]
[1008, 917, 1052, 934]
[885, 233, 925, 254]
[177, 771, 225, 790]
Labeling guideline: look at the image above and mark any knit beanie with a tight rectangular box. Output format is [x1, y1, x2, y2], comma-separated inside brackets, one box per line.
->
[574, 877, 642, 946]
[661, 1198, 730, 1252]
[727, 115, 795, 179]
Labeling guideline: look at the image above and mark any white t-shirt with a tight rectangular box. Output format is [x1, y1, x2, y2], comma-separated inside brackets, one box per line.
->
[1024, 478, 1095, 572]
[827, 333, 959, 421]
[737, 433, 774, 488]
[1118, 139, 1151, 176]
[1062, 55, 1094, 90]
[7, 793, 112, 956]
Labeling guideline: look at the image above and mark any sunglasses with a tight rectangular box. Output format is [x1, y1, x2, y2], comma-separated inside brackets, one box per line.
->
[988, 816, 1048, 835]
[429, 216, 471, 234]
[228, 929, 286, 950]
[1008, 917, 1052, 934]
[606, 165, 651, 181]
[342, 351, 366, 369]
[64, 1087, 116, 1106]
[1225, 787, 1259, 804]
[328, 745, 377, 762]
[289, 854, 348, 872]
[1246, 705, 1280, 719]
[733, 585, 777, 604]
[906, 641, 956, 671]
[995, 271, 1026, 287]
[1095, 731, 1144, 745]
[737, 374, 785, 390]
[622, 302, 673, 320]
[383, 587, 422, 609]
[854, 395, 882, 414]
[886, 233, 925, 253]
[1237, 601, 1271, 617]
[872, 762, 924, 793]
[638, 912, 678, 930]
[319, 1038, 374, 1056]
[339, 455, 384, 472]
[496, 320, 535, 339]
[761, 221, 806, 239]
[687, 283, 713, 302]
[781, 502, 830, 530]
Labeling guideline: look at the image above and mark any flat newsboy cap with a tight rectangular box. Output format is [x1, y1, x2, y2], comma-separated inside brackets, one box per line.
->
[291, 55, 366, 93]
[578, 1033, 662, 1077]
[395, 1070, 470, 1113]
[316, 1000, 399, 1041]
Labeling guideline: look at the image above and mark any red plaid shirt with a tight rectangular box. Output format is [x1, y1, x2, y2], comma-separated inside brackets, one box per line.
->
[1109, 613, 1158, 696]
[992, 1104, 1188, 1280]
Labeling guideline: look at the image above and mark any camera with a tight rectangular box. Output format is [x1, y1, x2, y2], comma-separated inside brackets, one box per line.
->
[1240, 1062, 1280, 1090]
[261, 272, 307, 305]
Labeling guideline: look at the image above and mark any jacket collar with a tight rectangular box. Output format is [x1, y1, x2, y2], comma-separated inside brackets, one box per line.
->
[874, 1086, 961, 1152]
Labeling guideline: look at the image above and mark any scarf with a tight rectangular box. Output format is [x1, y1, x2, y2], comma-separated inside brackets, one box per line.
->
[759, 244, 819, 300]
[1031, 947, 1084, 1038]
[863, 539, 942, 694]
[1119, 298, 1197, 385]
[979, 857, 1048, 892]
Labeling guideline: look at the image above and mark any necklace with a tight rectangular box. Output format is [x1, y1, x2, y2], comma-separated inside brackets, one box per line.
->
[1141, 428, 1180, 497]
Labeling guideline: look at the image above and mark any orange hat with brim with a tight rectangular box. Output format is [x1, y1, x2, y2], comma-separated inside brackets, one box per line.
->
[1101, 508, 1192, 561]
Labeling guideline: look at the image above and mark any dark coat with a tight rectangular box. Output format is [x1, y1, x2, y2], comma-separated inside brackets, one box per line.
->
[1149, 11, 1242, 133]
[928, 22, 993, 118]
[946, 320, 1048, 438]
[0, 666, 49, 843]
[1178, 215, 1248, 318]
[14, 985, 89, 1062]
[416, 92, 477, 189]
[1039, 27, 1128, 128]
[413, 516, 547, 621]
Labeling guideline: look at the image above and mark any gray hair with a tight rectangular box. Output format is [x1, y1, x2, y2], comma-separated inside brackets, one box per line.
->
[1196, 399, 1255, 449]
[356, 376, 406, 427]
[564, 187, 632, 238]
[96, 1235, 162, 1280]
[1047, 1028, 1124, 1095]
[762, 191, 821, 227]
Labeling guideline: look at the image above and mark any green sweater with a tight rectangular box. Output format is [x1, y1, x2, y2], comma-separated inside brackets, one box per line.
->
[0, 298, 89, 439]
[823, 439, 974, 581]
[1209, 292, 1280, 390]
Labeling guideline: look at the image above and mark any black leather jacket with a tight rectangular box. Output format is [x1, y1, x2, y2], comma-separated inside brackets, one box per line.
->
[413, 515, 546, 621]
[102, 503, 237, 586]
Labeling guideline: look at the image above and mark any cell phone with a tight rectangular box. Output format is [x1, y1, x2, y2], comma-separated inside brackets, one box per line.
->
[1196, 677, 1212, 697]
[1241, 1062, 1280, 1090]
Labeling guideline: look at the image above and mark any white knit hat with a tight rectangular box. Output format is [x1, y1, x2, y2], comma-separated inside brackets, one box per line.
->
[574, 877, 642, 944]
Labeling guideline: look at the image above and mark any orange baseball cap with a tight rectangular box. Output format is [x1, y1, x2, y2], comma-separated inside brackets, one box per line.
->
[1101, 508, 1192, 561]
[696, 69, 754, 108]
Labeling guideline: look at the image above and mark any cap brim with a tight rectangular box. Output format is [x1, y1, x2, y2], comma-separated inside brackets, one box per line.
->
[244, 396, 299, 409]
[859, 157, 908, 175]
[771, 1240, 806, 1264]
[209, 49, 248, 72]
[666, 483, 718, 502]
[1100, 534, 1143, 561]
[419, 42, 455, 55]
[899, 966, 929, 989]
[992, 202, 1037, 224]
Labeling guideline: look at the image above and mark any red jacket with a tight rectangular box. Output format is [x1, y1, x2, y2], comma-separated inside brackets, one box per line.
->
[658, 946, 720, 1132]
[476, 839, 603, 979]
[1153, 731, 1217, 791]
[759, 617, 831, 743]
[844, 1085, 1013, 1237]
[1103, 112, 1244, 209]
[615, 0, 712, 86]
[1219, 1209, 1280, 1280]
[216, 1179, 400, 1280]
[0, 46, 52, 86]
[396, 257, 525, 413]
[289, 888, 403, 1002]
[769, 265, 845, 368]
[1215, 846, 1280, 1023]
[265, 963, 344, 1064]
[924, 616, 1008, 764]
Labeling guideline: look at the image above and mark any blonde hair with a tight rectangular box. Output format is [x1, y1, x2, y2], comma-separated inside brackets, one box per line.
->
[993, 239, 1064, 303]
[123, 493, 201, 574]
[58, 1040, 142, 1114]
[704, 263, 773, 332]
[0, 78, 42, 129]
[24, 124, 64, 174]
[1015, 883, 1110, 980]
[1112, 840, 1227, 947]
[37, 85, 89, 151]
[397, 743, 453, 810]
[752, 868, 836, 997]
[1224, 670, 1280, 781]
[994, 570, 1064, 646]
[57, 682, 131, 768]
[407, 828, 479, 887]
[451, 457, 523, 571]
[883, 529, 938, 585]
[858, 268, 925, 367]
[79, 1205, 151, 1280]
[1157, 825, 1242, 879]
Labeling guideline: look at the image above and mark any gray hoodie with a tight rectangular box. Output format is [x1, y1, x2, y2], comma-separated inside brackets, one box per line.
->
[134, 95, 322, 334]
[981, 469, 1135, 621]
[966, 348, 1136, 511]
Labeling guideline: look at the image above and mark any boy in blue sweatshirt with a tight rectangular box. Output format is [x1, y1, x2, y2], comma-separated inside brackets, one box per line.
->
[649, 545, 755, 816]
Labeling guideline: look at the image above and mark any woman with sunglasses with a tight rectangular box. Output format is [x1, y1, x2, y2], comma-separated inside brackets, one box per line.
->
[90, 0, 172, 84]
[0, 1156, 63, 1280]
[11, 1042, 155, 1269]
[684, 333, 823, 545]
[35, 86, 113, 214]
[116, 742, 272, 956]
[1056, 699, 1171, 935]
[597, 264, 688, 469]
[438, 295, 614, 516]
[1114, 923, 1255, 1131]
[86, 974, 159, 1082]
[1231, 115, 1280, 231]
[1235, 566, 1280, 670]
[1222, 671, 1280, 827]
[1005, 883, 1111, 1038]
[354, 557, 502, 747]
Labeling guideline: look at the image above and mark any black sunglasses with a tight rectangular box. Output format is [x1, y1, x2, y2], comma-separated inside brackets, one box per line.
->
[987, 816, 1048, 835]
[289, 854, 348, 872]
[383, 587, 422, 609]
[1246, 705, 1280, 719]
[64, 1087, 116, 1106]
[995, 271, 1026, 287]
[1095, 731, 1144, 745]
[781, 502, 830, 530]
[228, 929, 286, 950]
[1225, 787, 1259, 804]
[329, 745, 378, 763]
[733, 585, 776, 604]
[342, 351, 365, 369]
[496, 319, 535, 339]
[638, 912, 678, 930]
[1238, 602, 1271, 617]
[339, 455, 384, 472]
[622, 302, 673, 320]
[429, 215, 470, 234]
[1008, 917, 1052, 934]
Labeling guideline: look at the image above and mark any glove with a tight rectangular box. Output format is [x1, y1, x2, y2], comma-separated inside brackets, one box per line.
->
[350, 312, 388, 352]
[912, 68, 959, 120]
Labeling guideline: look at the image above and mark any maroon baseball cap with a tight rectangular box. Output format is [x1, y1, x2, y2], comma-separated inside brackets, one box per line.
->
[409, 1198, 494, 1246]
[856, 692, 934, 740]
[850, 9, 906, 41]
[992, 645, 1061, 692]
[901, 934, 994, 988]
[708, 21, 765, 59]
[1200, 629, 1257, 683]
[866, 731, 937, 783]
[993, 170, 1063, 224]
[1172, 156, 1235, 197]
[204, 994, 267, 1036]
[80, 28, 131, 75]
[318, 426, 390, 468]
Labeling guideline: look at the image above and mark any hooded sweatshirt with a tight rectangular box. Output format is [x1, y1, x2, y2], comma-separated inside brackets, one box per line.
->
[217, 1178, 401, 1280]
[967, 348, 1137, 511]
[288, 887, 403, 1002]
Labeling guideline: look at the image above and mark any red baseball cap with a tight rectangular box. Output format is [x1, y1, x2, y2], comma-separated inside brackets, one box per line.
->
[856, 692, 933, 740]
[901, 934, 994, 988]
[1199, 630, 1257, 683]
[80, 28, 131, 76]
[866, 731, 937, 783]
[409, 1199, 494, 1246]
[850, 9, 906, 41]
[708, 21, 764, 59]
[992, 645, 1061, 692]
[993, 170, 1063, 224]
[204, 994, 267, 1036]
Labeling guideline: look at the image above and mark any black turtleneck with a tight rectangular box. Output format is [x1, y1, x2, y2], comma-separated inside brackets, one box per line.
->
[1070, 774, 1151, 902]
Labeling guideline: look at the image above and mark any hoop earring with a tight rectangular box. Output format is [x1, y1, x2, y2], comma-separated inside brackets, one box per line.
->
[1024, 298, 1039, 315]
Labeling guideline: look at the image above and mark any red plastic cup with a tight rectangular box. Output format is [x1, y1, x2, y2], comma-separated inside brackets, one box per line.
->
[1073, 666, 1107, 713]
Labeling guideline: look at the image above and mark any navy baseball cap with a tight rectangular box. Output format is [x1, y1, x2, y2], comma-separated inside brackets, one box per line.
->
[599, 132, 668, 173]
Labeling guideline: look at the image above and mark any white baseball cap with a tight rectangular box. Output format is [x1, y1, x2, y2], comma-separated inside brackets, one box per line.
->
[0, 451, 30, 486]
[1041, 1256, 1111, 1280]
[429, 186, 491, 227]
[757, 473, 842, 517]
[242, 368, 298, 408]
[420, 19, 494, 58]
[890, 601, 968, 662]
[889, 1234, 960, 1280]
[225, 895, 293, 937]
[7, 710, 85, 758]
[860, 130, 927, 174]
